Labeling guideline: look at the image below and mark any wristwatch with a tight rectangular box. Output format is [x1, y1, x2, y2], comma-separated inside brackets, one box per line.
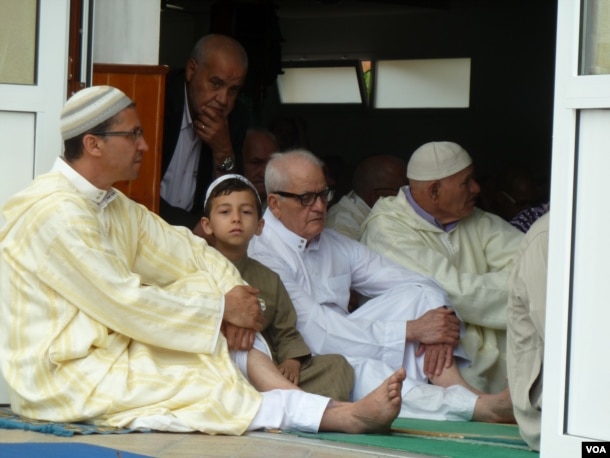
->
[216, 156, 235, 172]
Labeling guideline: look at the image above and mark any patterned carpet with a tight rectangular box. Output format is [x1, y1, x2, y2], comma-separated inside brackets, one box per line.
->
[0, 406, 144, 436]
[0, 406, 539, 458]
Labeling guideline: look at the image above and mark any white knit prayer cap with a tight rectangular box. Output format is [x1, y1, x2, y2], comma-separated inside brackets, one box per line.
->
[407, 141, 473, 181]
[60, 86, 133, 140]
[204, 174, 261, 209]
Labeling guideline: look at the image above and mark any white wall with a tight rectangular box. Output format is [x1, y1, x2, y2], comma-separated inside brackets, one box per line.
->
[93, 0, 160, 64]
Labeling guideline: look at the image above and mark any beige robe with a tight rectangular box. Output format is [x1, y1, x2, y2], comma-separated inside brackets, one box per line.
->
[360, 188, 523, 392]
[507, 212, 548, 450]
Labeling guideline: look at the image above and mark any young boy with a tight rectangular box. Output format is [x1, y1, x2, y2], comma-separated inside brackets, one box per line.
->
[199, 174, 354, 401]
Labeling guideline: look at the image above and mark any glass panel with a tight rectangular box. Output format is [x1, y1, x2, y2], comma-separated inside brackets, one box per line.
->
[375, 58, 470, 109]
[277, 66, 363, 104]
[567, 109, 610, 441]
[0, 0, 38, 84]
[581, 0, 610, 75]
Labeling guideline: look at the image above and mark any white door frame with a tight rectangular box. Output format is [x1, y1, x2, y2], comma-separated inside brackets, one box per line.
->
[0, 0, 70, 404]
[542, 0, 610, 455]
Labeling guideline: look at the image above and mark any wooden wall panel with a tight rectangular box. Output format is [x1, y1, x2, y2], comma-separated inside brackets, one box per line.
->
[92, 64, 169, 213]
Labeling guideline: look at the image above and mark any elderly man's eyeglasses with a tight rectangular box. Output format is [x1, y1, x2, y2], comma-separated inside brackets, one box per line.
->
[273, 188, 335, 206]
[91, 128, 144, 142]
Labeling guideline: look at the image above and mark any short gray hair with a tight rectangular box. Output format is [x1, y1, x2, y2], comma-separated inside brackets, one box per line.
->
[265, 149, 324, 194]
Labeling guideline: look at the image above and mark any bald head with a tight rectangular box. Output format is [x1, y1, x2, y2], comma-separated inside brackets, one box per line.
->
[352, 155, 407, 208]
[185, 34, 248, 122]
[191, 34, 248, 68]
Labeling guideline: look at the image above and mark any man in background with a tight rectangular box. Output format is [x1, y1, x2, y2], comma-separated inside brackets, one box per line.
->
[242, 128, 279, 207]
[160, 34, 250, 230]
[326, 154, 407, 239]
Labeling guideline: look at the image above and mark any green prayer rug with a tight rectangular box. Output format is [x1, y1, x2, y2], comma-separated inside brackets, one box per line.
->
[284, 418, 539, 458]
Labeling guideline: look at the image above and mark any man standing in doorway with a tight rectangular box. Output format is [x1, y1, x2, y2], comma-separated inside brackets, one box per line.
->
[160, 34, 250, 230]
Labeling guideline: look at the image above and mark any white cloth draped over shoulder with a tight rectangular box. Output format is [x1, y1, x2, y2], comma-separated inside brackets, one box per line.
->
[325, 190, 371, 240]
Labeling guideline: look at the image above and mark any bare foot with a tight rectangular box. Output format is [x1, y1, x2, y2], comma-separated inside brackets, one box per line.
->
[321, 368, 406, 434]
[474, 387, 516, 423]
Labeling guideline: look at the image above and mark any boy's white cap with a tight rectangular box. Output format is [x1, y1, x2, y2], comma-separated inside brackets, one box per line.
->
[204, 174, 261, 209]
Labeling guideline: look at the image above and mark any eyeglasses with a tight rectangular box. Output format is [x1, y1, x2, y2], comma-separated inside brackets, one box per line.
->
[90, 128, 144, 142]
[273, 188, 335, 206]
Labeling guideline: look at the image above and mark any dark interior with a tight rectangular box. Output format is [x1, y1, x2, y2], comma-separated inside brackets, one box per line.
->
[159, 0, 557, 196]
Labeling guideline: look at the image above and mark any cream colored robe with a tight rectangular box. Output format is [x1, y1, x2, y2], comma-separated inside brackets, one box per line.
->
[0, 166, 261, 434]
[360, 188, 523, 392]
[507, 212, 548, 451]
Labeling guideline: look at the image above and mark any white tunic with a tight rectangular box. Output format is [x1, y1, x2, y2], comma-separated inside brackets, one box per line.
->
[249, 209, 477, 420]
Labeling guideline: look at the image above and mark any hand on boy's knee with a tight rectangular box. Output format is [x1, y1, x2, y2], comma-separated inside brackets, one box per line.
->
[223, 285, 264, 331]
[278, 359, 301, 385]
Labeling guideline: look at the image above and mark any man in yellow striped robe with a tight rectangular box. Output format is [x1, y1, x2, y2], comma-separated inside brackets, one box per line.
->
[0, 85, 404, 436]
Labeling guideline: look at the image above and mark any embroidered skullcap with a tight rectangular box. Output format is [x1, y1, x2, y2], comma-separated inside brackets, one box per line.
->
[204, 174, 261, 209]
[60, 86, 133, 140]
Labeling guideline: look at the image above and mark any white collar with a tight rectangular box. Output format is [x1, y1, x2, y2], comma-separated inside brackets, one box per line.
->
[263, 208, 322, 253]
[52, 157, 117, 210]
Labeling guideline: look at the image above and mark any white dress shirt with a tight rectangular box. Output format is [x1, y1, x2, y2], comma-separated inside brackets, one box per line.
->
[160, 85, 201, 211]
